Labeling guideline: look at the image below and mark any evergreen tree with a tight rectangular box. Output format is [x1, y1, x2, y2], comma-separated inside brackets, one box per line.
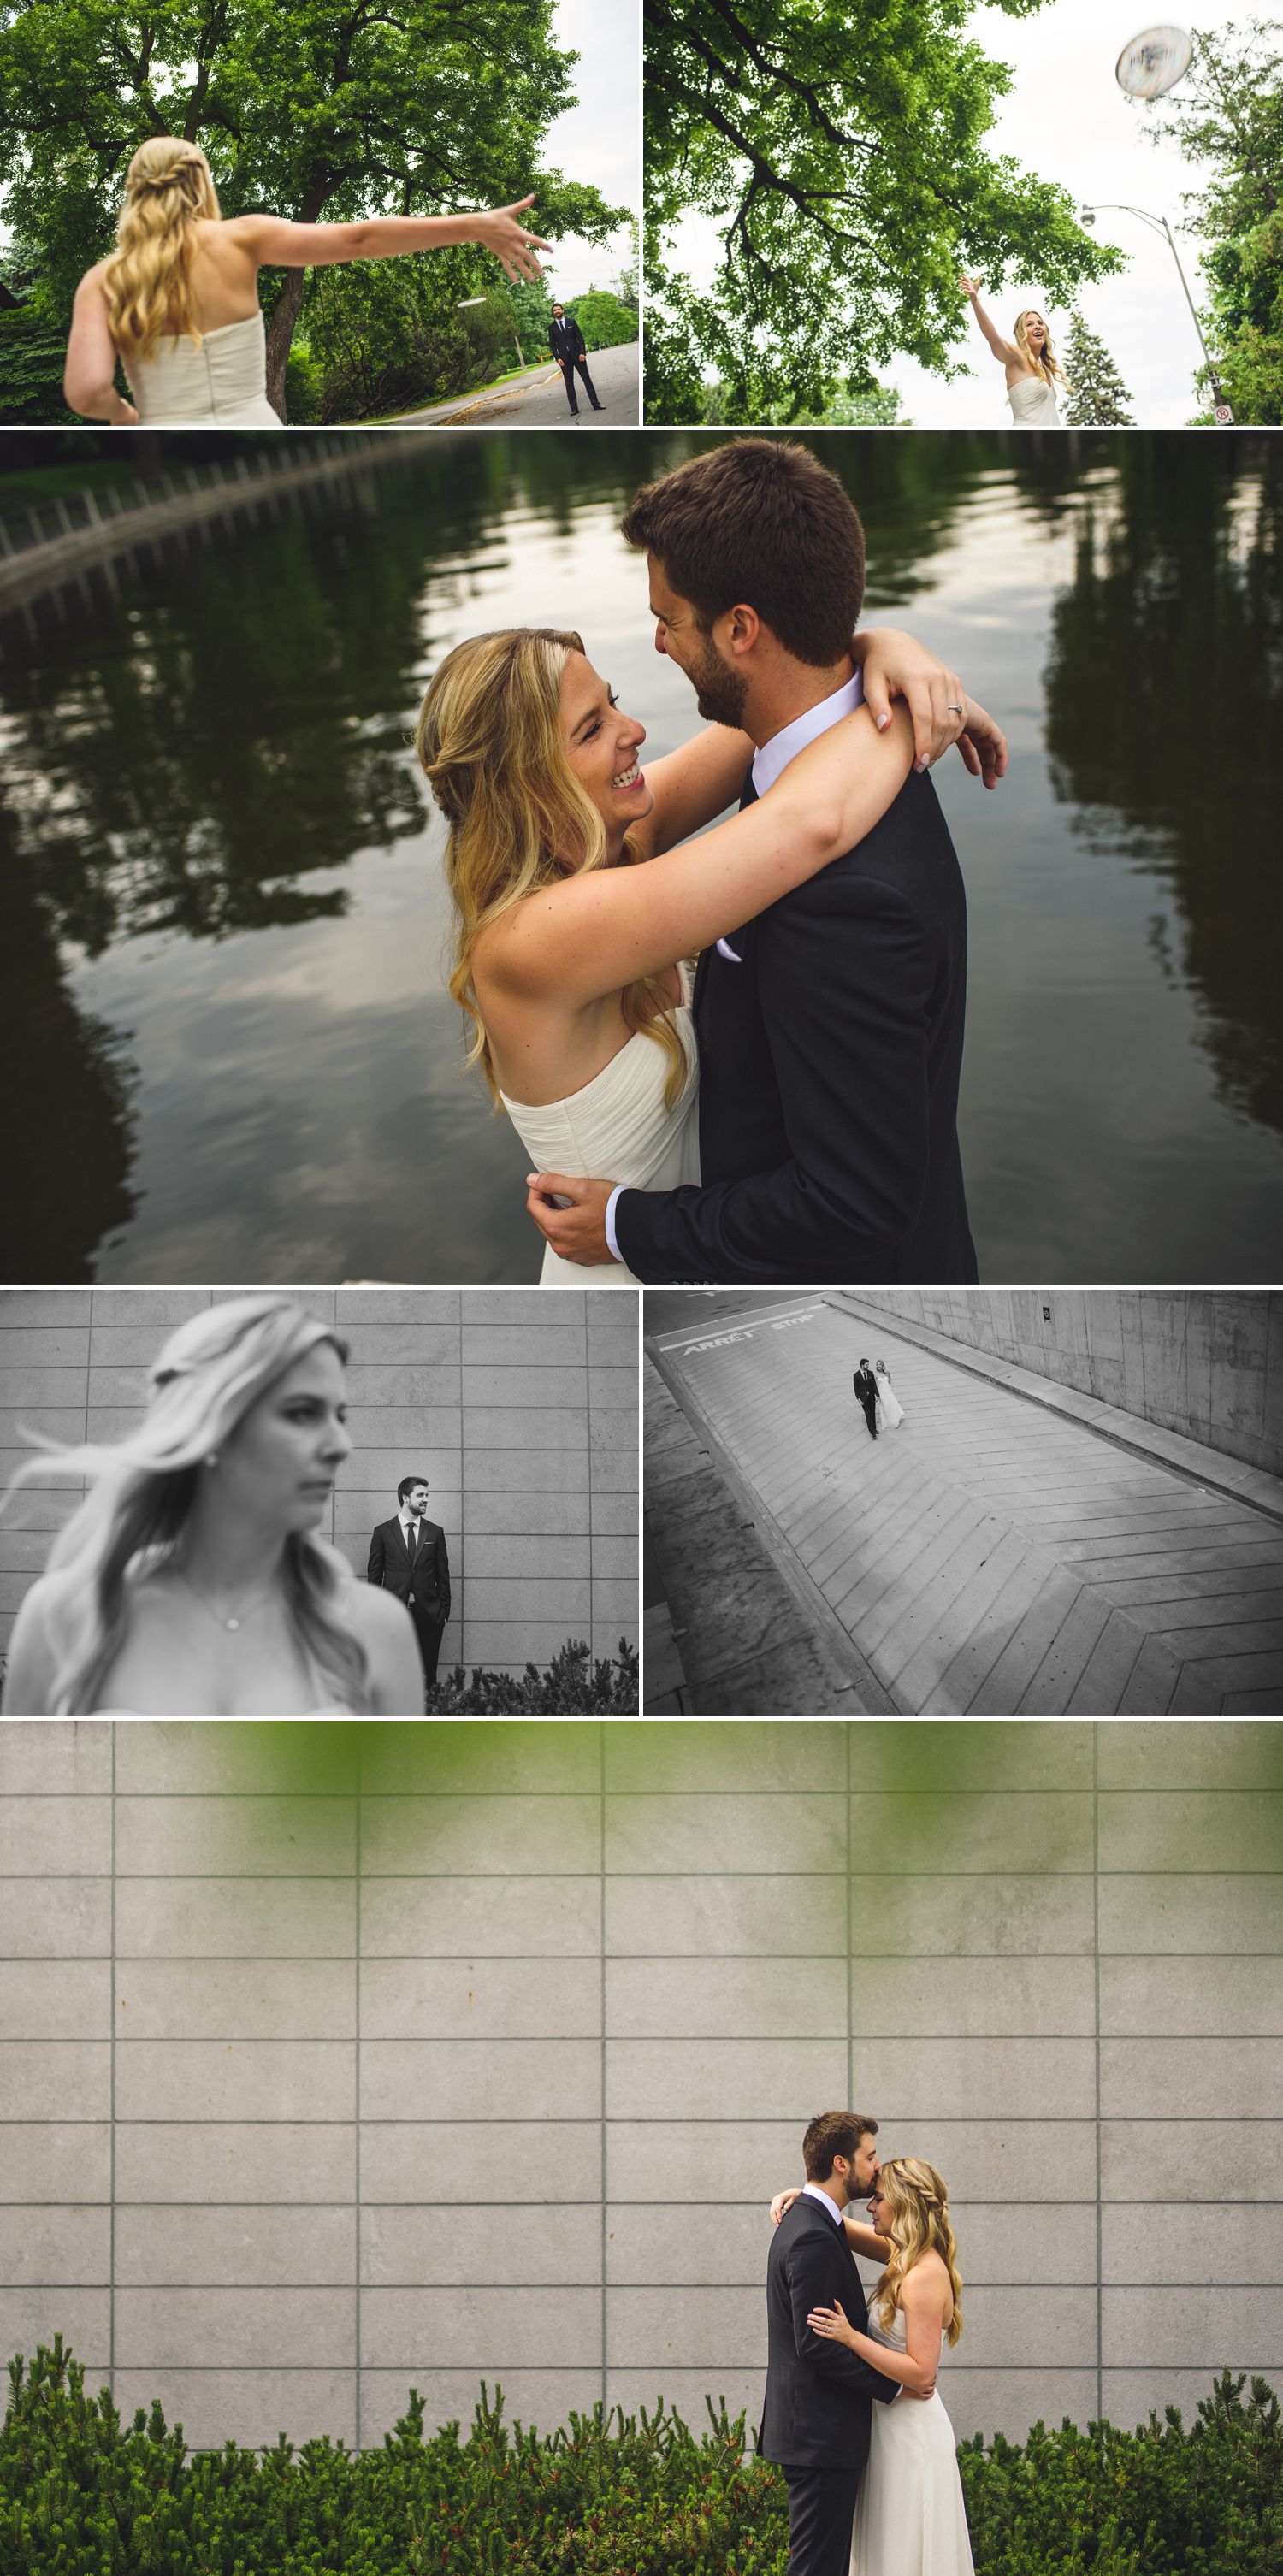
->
[1063, 311, 1134, 426]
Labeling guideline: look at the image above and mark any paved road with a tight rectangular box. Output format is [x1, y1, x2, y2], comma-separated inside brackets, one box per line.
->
[395, 341, 639, 428]
[646, 1297, 1283, 1715]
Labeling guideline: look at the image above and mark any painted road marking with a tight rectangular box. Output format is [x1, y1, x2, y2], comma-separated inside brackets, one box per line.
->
[655, 1299, 824, 1356]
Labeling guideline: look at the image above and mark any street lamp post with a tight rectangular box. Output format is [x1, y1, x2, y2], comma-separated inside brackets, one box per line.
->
[1079, 202, 1233, 422]
[458, 294, 526, 374]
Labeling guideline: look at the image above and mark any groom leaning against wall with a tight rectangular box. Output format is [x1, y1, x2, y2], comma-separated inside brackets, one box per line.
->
[367, 1474, 451, 1689]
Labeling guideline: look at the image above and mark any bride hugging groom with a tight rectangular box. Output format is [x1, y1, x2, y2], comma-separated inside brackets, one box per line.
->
[765, 2112, 974, 2576]
[415, 437, 1008, 1287]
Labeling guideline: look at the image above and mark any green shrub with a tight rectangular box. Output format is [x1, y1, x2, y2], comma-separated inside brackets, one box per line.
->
[424, 1636, 638, 1715]
[4, 2344, 1280, 2573]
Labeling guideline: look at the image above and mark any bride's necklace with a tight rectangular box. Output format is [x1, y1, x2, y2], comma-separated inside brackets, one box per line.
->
[176, 1565, 280, 1634]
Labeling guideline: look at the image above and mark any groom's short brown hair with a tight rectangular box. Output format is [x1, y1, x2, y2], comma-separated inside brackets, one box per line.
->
[803, 2111, 878, 2181]
[620, 440, 866, 665]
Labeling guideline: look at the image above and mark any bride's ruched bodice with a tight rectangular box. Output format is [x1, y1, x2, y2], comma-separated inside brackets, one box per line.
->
[850, 2301, 974, 2576]
[124, 312, 281, 426]
[500, 968, 700, 1285]
[1006, 374, 1061, 427]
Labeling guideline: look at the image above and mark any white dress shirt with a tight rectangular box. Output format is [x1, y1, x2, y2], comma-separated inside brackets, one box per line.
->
[801, 2180, 848, 2230]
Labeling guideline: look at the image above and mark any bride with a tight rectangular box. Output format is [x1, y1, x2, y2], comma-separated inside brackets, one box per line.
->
[958, 279, 1066, 426]
[62, 136, 550, 427]
[773, 2160, 975, 2576]
[1, 1295, 423, 1716]
[416, 625, 1004, 1285]
[874, 1361, 904, 1430]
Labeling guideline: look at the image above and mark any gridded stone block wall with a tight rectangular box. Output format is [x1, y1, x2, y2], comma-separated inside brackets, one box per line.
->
[0, 1717, 1278, 2451]
[855, 1292, 1283, 1480]
[0, 1290, 638, 1675]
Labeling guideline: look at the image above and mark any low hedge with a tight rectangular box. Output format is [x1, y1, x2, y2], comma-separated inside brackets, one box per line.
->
[3, 2343, 1280, 2573]
[423, 1638, 638, 1715]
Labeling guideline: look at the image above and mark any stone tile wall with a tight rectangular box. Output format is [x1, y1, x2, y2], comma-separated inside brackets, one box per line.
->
[0, 1717, 1277, 2449]
[0, 1290, 638, 1675]
[854, 1292, 1283, 1479]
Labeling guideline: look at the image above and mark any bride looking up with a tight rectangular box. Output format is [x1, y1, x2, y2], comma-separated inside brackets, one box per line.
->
[417, 624, 1003, 1285]
[62, 137, 550, 427]
[958, 279, 1066, 426]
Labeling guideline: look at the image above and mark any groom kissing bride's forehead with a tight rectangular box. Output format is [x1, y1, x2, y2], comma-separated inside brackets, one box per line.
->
[529, 436, 988, 1288]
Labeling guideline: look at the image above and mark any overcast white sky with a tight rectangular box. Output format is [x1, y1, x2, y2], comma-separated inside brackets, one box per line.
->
[666, 3, 1250, 423]
[539, 0, 640, 298]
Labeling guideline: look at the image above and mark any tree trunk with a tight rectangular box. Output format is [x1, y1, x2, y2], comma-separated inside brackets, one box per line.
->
[264, 176, 330, 420]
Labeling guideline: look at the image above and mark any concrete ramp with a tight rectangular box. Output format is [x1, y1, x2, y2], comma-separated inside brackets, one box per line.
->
[646, 1297, 1283, 1715]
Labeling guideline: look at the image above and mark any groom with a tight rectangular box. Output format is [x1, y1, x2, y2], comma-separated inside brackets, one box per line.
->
[526, 438, 986, 1286]
[367, 1475, 451, 1686]
[763, 2112, 922, 2576]
[853, 1360, 880, 1440]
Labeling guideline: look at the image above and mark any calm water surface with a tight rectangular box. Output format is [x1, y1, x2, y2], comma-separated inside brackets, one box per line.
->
[3, 431, 1280, 1281]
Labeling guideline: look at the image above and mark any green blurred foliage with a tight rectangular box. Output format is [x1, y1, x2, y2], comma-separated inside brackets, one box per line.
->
[4, 2342, 1281, 2572]
[642, 0, 1123, 422]
[567, 290, 640, 351]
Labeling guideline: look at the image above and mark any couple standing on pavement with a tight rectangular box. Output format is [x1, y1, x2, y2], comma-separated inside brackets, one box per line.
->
[853, 1361, 904, 1441]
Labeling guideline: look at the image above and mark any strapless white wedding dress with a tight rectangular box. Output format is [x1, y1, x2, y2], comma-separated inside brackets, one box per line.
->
[1007, 375, 1061, 427]
[874, 1373, 905, 1430]
[124, 312, 280, 425]
[851, 2307, 974, 2576]
[500, 966, 700, 1285]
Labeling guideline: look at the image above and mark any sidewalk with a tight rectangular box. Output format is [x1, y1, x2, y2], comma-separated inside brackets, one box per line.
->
[646, 1297, 1283, 1714]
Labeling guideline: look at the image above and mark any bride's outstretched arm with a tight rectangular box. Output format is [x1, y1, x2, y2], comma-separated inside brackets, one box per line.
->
[235, 198, 551, 284]
[959, 277, 1020, 367]
[484, 701, 915, 1010]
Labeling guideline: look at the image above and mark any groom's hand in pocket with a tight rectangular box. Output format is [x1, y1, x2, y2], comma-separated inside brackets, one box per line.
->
[526, 1173, 615, 1266]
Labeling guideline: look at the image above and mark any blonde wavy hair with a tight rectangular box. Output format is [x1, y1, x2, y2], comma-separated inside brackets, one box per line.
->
[103, 137, 222, 360]
[416, 627, 689, 1112]
[6, 1296, 371, 1716]
[1014, 310, 1066, 387]
[874, 2159, 963, 2346]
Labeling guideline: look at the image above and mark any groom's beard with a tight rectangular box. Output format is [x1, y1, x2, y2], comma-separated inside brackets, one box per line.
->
[689, 635, 749, 730]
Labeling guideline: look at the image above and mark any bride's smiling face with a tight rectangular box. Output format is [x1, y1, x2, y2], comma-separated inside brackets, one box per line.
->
[560, 652, 653, 849]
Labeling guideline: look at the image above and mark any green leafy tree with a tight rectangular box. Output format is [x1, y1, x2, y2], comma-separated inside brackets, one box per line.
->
[0, 0, 624, 420]
[508, 270, 557, 360]
[1139, 19, 1283, 425]
[647, 0, 1118, 422]
[570, 287, 639, 348]
[0, 248, 71, 424]
[643, 0, 1123, 423]
[1062, 310, 1134, 426]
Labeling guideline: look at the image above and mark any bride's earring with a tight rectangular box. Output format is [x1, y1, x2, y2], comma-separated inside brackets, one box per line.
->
[204, 1451, 220, 1469]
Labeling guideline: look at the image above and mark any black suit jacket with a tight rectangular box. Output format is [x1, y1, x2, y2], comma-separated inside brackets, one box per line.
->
[549, 314, 587, 361]
[366, 1516, 450, 1621]
[853, 1366, 878, 1410]
[614, 765, 979, 1286]
[759, 2195, 898, 2471]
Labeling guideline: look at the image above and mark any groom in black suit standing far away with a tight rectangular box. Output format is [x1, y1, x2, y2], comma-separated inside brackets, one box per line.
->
[367, 1475, 451, 1687]
[853, 1361, 880, 1440]
[762, 2112, 918, 2576]
[526, 438, 996, 1285]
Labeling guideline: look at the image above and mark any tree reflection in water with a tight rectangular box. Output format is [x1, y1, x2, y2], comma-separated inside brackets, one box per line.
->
[1043, 436, 1283, 1140]
[1, 430, 1280, 1282]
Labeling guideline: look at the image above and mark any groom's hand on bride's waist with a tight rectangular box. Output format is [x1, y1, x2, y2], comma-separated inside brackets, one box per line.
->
[526, 1173, 617, 1266]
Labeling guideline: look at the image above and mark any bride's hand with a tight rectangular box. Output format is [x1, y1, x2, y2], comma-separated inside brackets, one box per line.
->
[954, 693, 1008, 791]
[807, 2301, 857, 2349]
[473, 195, 553, 282]
[770, 2188, 802, 2226]
[854, 628, 970, 775]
